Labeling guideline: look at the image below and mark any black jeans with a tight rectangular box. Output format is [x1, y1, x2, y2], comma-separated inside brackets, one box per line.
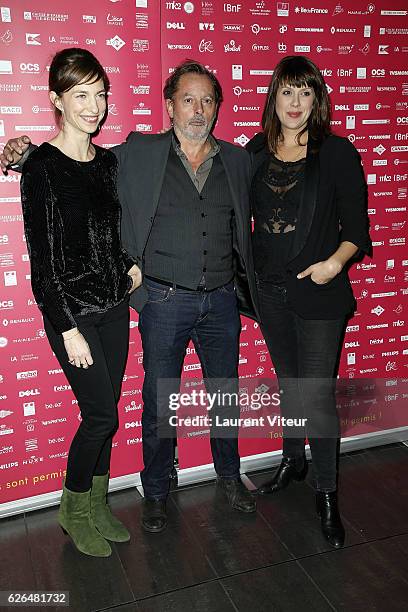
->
[138, 278, 241, 500]
[257, 281, 345, 492]
[44, 301, 129, 492]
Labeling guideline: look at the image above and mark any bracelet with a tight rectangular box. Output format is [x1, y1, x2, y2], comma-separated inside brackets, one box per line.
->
[63, 330, 80, 341]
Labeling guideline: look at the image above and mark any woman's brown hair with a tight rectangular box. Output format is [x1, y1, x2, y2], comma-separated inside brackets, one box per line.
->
[262, 55, 331, 152]
[48, 48, 110, 120]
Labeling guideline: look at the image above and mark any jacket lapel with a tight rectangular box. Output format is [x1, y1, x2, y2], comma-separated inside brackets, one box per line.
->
[288, 138, 320, 263]
[148, 131, 173, 222]
[219, 143, 246, 248]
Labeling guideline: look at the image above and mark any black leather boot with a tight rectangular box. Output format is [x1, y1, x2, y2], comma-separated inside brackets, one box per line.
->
[142, 499, 167, 533]
[257, 455, 307, 495]
[316, 491, 345, 548]
[217, 477, 256, 513]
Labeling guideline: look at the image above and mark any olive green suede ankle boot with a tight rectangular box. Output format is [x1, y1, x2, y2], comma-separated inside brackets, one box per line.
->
[90, 473, 130, 543]
[58, 485, 112, 557]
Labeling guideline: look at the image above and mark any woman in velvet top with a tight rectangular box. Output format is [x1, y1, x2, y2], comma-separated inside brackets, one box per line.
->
[246, 56, 370, 548]
[20, 48, 141, 557]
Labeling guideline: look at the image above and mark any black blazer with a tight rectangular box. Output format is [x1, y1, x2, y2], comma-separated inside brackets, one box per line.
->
[247, 133, 371, 319]
[114, 130, 259, 319]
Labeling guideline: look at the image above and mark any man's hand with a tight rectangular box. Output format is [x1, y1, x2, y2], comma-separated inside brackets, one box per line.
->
[0, 136, 31, 173]
[297, 257, 343, 285]
[127, 264, 142, 293]
[62, 328, 94, 369]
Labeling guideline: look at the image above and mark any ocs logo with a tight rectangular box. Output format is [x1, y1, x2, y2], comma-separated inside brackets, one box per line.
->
[371, 68, 385, 77]
[397, 117, 408, 125]
[20, 62, 40, 72]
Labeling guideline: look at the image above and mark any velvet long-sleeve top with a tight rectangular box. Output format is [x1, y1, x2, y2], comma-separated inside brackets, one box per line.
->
[20, 142, 135, 333]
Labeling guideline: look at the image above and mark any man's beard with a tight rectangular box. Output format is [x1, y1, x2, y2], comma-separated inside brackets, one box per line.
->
[176, 115, 215, 142]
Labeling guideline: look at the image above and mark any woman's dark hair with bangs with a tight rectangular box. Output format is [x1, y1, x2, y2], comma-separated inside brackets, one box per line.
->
[262, 55, 331, 152]
[49, 48, 110, 121]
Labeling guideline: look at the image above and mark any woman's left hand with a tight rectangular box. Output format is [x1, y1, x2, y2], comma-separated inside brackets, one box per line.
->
[297, 257, 342, 285]
[127, 264, 142, 293]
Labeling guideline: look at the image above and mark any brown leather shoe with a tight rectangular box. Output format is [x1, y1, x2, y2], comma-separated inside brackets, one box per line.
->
[217, 477, 256, 513]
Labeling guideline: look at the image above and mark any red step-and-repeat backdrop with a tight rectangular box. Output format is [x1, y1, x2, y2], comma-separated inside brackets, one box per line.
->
[0, 0, 407, 511]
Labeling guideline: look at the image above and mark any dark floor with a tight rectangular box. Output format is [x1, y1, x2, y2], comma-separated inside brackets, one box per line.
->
[1, 443, 408, 612]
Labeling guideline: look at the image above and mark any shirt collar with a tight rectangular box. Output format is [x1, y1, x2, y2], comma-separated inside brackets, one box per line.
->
[171, 130, 220, 160]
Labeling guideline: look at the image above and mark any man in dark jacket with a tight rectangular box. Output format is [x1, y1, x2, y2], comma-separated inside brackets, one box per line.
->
[1, 60, 259, 532]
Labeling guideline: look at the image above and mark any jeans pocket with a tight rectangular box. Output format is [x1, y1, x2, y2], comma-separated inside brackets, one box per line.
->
[219, 281, 235, 294]
[144, 282, 171, 304]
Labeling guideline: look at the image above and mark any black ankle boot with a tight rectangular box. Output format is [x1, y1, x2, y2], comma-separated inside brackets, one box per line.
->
[142, 499, 167, 533]
[316, 491, 345, 548]
[257, 455, 307, 495]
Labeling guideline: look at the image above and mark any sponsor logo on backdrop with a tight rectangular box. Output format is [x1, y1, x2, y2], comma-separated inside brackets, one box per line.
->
[25, 33, 41, 45]
[0, 106, 21, 114]
[381, 9, 407, 16]
[0, 29, 12, 44]
[133, 39, 149, 52]
[107, 14, 124, 26]
[165, 1, 194, 12]
[224, 3, 242, 13]
[135, 13, 148, 28]
[135, 124, 152, 132]
[130, 85, 150, 95]
[233, 86, 253, 96]
[83, 15, 97, 24]
[106, 35, 125, 51]
[16, 371, 37, 380]
[198, 39, 214, 52]
[1, 7, 12, 22]
[251, 24, 271, 35]
[277, 2, 289, 17]
[168, 42, 191, 50]
[199, 22, 214, 30]
[167, 21, 185, 29]
[223, 23, 244, 32]
[24, 12, 69, 22]
[234, 134, 250, 146]
[232, 65, 242, 80]
[0, 59, 12, 74]
[295, 5, 328, 14]
[224, 40, 241, 52]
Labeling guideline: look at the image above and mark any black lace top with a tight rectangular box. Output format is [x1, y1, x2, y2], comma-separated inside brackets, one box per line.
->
[20, 142, 135, 333]
[252, 154, 306, 284]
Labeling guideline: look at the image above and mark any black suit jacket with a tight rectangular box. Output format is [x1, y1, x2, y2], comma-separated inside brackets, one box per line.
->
[247, 133, 371, 319]
[114, 130, 259, 319]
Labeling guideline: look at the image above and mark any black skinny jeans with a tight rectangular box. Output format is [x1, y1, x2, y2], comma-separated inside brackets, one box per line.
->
[257, 281, 345, 492]
[43, 300, 129, 492]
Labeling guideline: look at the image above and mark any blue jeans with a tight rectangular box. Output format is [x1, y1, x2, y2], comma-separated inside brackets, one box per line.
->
[139, 278, 241, 500]
[257, 280, 345, 492]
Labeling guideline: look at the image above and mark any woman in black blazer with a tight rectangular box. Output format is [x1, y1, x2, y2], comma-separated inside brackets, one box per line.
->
[246, 56, 370, 548]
